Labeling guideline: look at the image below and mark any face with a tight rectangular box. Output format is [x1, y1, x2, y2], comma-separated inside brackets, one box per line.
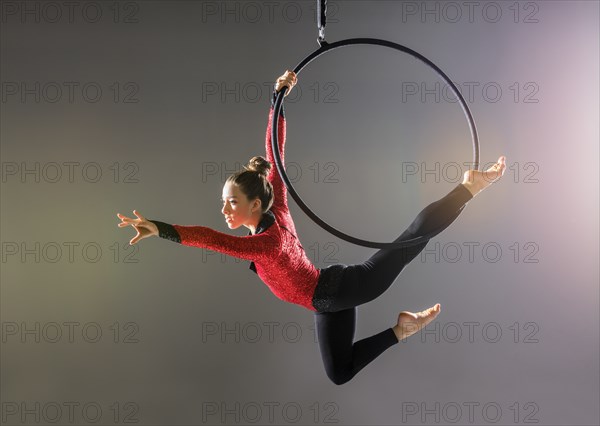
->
[221, 181, 261, 230]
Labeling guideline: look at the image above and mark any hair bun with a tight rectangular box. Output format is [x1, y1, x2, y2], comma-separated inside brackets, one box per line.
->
[246, 156, 272, 177]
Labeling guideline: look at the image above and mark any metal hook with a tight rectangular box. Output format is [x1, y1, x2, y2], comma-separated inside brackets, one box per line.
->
[318, 28, 327, 47]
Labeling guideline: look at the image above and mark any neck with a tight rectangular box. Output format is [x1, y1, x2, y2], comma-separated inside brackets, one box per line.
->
[246, 211, 264, 235]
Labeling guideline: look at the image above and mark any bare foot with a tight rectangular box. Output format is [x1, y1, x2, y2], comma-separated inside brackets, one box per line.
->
[462, 155, 507, 197]
[392, 303, 441, 342]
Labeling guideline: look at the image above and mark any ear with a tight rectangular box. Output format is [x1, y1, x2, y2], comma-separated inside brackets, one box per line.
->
[252, 198, 262, 212]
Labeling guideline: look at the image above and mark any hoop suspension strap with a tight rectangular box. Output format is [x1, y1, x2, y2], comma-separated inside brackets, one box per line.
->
[317, 0, 327, 44]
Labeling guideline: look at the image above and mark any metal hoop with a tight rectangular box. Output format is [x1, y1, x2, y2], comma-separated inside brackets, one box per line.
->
[272, 38, 480, 249]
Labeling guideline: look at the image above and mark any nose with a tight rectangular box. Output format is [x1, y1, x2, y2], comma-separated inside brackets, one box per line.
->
[221, 205, 229, 215]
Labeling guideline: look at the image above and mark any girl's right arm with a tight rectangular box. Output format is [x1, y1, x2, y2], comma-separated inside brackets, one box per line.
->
[265, 71, 297, 214]
[148, 219, 283, 262]
[117, 210, 282, 261]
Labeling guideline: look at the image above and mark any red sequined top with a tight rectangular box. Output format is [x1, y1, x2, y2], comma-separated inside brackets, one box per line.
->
[150, 93, 322, 311]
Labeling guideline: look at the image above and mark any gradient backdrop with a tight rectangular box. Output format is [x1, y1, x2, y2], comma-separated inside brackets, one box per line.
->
[1, 1, 598, 425]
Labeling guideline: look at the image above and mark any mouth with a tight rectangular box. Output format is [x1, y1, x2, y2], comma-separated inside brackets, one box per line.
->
[225, 217, 233, 222]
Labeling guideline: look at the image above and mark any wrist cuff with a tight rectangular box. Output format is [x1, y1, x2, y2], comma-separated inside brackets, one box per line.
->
[149, 220, 181, 243]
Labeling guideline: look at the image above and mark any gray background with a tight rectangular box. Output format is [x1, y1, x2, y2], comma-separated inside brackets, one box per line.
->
[1, 1, 598, 425]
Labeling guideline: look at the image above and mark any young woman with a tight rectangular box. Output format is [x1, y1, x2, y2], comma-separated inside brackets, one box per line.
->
[117, 71, 507, 385]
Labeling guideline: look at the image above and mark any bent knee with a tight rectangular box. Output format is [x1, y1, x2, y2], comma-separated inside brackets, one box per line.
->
[326, 369, 353, 386]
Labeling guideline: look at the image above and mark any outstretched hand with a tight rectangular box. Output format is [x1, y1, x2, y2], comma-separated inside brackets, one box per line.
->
[117, 210, 158, 245]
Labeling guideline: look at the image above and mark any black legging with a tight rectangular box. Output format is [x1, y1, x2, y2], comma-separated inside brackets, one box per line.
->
[314, 183, 473, 385]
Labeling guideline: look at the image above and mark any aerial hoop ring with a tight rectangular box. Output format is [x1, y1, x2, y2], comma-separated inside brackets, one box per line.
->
[271, 38, 480, 249]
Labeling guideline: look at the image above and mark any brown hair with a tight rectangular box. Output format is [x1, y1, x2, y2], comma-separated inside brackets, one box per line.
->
[226, 156, 274, 213]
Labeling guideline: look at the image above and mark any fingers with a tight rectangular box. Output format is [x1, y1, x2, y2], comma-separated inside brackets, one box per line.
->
[486, 157, 506, 180]
[276, 80, 294, 90]
[117, 212, 144, 245]
[275, 70, 298, 93]
[117, 212, 145, 229]
[117, 216, 131, 226]
[281, 70, 296, 80]
[495, 156, 506, 169]
[133, 209, 145, 221]
[284, 70, 297, 84]
[130, 229, 141, 245]
[117, 213, 135, 227]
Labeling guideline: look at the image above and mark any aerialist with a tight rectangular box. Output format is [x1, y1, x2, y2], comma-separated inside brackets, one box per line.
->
[117, 71, 506, 385]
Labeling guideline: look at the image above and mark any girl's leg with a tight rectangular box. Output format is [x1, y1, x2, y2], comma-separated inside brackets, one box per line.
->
[314, 308, 398, 385]
[331, 183, 473, 311]
[313, 184, 471, 385]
